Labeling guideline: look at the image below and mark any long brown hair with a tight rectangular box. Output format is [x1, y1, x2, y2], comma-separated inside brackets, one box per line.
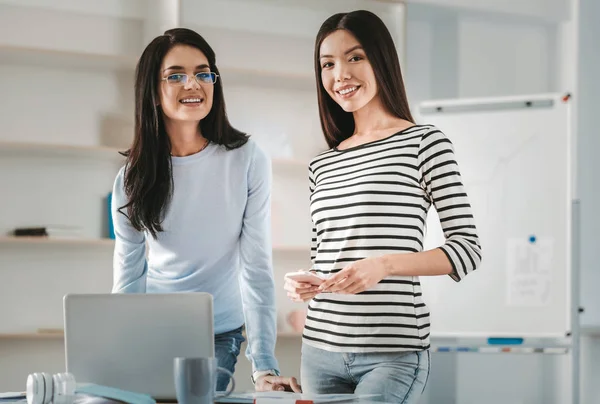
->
[314, 10, 414, 149]
[120, 28, 248, 238]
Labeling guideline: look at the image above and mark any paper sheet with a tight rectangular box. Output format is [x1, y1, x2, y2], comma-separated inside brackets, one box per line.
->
[217, 392, 379, 403]
[0, 392, 25, 400]
[0, 392, 26, 403]
[506, 238, 554, 306]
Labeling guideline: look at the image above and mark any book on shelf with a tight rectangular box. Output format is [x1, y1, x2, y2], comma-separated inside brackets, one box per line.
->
[13, 226, 82, 238]
[107, 192, 115, 239]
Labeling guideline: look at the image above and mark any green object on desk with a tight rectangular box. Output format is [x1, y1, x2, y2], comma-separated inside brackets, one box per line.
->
[76, 383, 155, 404]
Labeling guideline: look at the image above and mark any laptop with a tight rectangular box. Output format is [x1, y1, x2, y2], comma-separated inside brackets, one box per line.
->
[63, 293, 214, 401]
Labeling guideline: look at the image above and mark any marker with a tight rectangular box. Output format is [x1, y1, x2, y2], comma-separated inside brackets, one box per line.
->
[487, 337, 524, 345]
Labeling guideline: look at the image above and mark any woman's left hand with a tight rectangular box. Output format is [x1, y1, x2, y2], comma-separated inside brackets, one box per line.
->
[318, 257, 388, 294]
[255, 375, 302, 392]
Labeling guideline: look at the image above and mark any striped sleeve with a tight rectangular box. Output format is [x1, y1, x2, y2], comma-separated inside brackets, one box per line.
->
[309, 166, 318, 266]
[418, 128, 482, 282]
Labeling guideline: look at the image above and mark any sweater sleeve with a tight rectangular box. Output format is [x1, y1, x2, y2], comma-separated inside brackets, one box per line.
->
[418, 127, 482, 282]
[111, 166, 148, 293]
[238, 142, 279, 372]
[309, 165, 318, 267]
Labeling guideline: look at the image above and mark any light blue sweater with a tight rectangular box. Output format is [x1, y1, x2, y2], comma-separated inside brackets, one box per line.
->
[111, 139, 279, 372]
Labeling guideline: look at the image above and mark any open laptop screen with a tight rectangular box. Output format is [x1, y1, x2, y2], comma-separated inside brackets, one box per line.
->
[64, 293, 214, 400]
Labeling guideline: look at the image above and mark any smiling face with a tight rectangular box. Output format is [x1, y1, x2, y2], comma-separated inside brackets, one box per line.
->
[158, 44, 214, 124]
[319, 29, 378, 113]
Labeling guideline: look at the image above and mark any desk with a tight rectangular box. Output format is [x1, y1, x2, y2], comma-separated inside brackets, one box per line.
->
[2, 400, 390, 404]
[217, 401, 389, 404]
[2, 395, 392, 404]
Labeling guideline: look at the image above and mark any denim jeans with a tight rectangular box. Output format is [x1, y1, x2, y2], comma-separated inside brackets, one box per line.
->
[214, 326, 246, 392]
[301, 343, 430, 403]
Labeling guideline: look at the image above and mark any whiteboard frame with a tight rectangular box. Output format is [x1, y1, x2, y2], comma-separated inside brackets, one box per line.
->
[418, 92, 575, 339]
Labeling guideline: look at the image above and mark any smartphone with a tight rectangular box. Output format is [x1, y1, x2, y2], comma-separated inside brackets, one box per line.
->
[284, 270, 325, 286]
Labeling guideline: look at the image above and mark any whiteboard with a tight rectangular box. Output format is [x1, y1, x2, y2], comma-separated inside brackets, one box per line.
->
[415, 93, 574, 338]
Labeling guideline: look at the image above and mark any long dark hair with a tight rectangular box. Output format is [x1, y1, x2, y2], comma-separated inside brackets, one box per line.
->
[314, 10, 414, 149]
[119, 28, 248, 238]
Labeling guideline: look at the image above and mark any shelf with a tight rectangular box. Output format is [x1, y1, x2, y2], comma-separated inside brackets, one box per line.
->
[0, 141, 126, 162]
[0, 329, 64, 340]
[0, 141, 310, 171]
[0, 237, 307, 252]
[276, 332, 302, 338]
[0, 44, 315, 90]
[219, 66, 314, 91]
[0, 237, 115, 247]
[0, 44, 137, 71]
[272, 245, 310, 253]
[182, 23, 315, 90]
[272, 158, 309, 173]
[0, 330, 302, 340]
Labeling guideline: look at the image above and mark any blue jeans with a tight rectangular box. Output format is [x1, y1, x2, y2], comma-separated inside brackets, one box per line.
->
[215, 326, 246, 392]
[301, 343, 430, 403]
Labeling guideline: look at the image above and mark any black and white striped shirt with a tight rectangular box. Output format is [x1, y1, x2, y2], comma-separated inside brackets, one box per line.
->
[303, 125, 482, 352]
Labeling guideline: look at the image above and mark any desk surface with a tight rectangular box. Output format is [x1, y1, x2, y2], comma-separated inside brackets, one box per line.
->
[2, 400, 389, 404]
[2, 397, 391, 404]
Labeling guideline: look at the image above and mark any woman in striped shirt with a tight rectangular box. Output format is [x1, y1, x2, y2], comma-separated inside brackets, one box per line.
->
[284, 10, 482, 403]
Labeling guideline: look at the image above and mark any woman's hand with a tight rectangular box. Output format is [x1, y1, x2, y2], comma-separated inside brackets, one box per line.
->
[318, 257, 388, 294]
[255, 375, 302, 392]
[284, 277, 320, 302]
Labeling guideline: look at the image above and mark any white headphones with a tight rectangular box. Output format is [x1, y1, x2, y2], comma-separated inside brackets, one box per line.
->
[26, 372, 76, 404]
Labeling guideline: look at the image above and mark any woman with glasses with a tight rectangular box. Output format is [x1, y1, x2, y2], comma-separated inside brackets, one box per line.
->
[111, 28, 300, 393]
[284, 11, 482, 403]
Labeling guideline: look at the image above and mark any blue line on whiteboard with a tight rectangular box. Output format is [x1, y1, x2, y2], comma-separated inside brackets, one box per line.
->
[487, 337, 524, 345]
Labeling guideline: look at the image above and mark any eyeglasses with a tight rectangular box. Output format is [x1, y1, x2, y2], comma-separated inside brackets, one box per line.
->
[161, 72, 219, 85]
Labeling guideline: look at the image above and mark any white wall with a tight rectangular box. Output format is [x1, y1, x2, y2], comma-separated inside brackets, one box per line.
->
[456, 17, 553, 97]
[580, 333, 600, 403]
[0, 339, 66, 391]
[405, 4, 559, 107]
[406, 0, 570, 21]
[576, 0, 600, 330]
[0, 3, 144, 56]
[576, 0, 600, 396]
[0, 0, 146, 19]
[0, 65, 133, 148]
